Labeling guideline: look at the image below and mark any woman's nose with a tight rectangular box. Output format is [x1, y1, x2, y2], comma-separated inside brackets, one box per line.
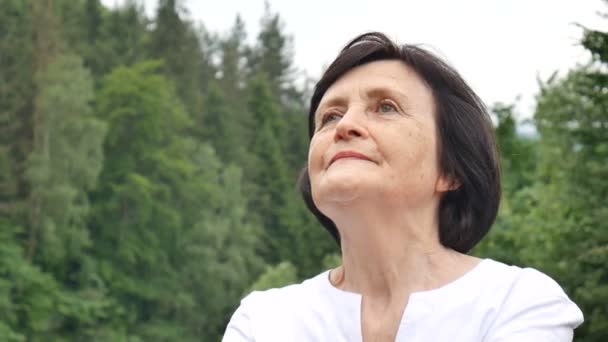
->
[334, 109, 369, 142]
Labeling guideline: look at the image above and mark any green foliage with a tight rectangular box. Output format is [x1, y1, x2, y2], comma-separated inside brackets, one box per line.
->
[532, 65, 608, 341]
[322, 254, 342, 270]
[582, 23, 608, 63]
[474, 103, 538, 266]
[27, 54, 107, 262]
[86, 1, 149, 78]
[492, 103, 537, 194]
[90, 60, 263, 340]
[149, 0, 211, 117]
[250, 3, 294, 94]
[0, 0, 35, 224]
[219, 15, 249, 94]
[245, 75, 290, 261]
[0, 220, 51, 341]
[13, 52, 113, 340]
[198, 82, 245, 163]
[248, 262, 299, 293]
[91, 60, 209, 339]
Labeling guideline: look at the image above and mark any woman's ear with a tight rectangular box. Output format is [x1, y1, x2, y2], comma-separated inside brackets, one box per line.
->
[436, 175, 461, 192]
[449, 180, 461, 191]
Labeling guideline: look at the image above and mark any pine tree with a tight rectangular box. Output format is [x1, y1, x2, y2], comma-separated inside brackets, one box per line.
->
[91, 60, 262, 340]
[0, 0, 35, 227]
[149, 0, 210, 118]
[211, 15, 251, 165]
[243, 74, 291, 263]
[219, 15, 248, 97]
[250, 3, 294, 96]
[90, 61, 193, 339]
[84, 0, 149, 78]
[199, 82, 245, 163]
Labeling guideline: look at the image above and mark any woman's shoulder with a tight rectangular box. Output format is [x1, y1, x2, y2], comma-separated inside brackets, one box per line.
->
[241, 269, 330, 306]
[477, 258, 575, 299]
[472, 259, 582, 316]
[222, 271, 357, 342]
[222, 270, 338, 341]
[476, 259, 584, 340]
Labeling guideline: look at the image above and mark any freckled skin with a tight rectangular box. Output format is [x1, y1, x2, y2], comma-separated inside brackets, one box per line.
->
[308, 60, 450, 216]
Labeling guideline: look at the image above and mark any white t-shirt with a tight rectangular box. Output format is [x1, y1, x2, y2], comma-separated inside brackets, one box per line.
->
[223, 259, 584, 341]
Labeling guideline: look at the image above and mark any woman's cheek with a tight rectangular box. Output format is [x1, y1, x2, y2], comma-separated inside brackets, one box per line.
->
[308, 136, 325, 172]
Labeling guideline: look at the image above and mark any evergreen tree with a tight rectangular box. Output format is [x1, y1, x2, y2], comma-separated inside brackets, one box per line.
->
[249, 3, 294, 96]
[245, 75, 291, 264]
[91, 60, 194, 339]
[91, 60, 261, 340]
[149, 0, 211, 118]
[473, 104, 538, 266]
[219, 15, 248, 96]
[199, 83, 244, 163]
[0, 0, 35, 226]
[23, 53, 111, 340]
[27, 54, 107, 268]
[492, 103, 536, 194]
[211, 15, 251, 165]
[86, 1, 149, 78]
[533, 63, 608, 341]
[85, 0, 102, 45]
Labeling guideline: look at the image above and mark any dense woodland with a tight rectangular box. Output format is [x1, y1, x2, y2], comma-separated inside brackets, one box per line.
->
[0, 0, 606, 341]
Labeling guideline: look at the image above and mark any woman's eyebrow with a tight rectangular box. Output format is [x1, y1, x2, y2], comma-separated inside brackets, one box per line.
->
[315, 87, 409, 121]
[366, 87, 409, 103]
[316, 96, 348, 117]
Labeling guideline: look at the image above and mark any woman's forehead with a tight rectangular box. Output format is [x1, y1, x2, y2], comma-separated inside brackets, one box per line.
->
[317, 60, 432, 109]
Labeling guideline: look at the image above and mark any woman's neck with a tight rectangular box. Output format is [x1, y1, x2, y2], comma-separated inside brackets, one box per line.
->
[329, 209, 477, 302]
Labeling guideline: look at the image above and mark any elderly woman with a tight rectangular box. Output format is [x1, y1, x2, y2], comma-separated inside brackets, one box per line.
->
[223, 32, 583, 341]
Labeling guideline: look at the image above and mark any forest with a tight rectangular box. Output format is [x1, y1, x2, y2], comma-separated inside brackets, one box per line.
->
[0, 0, 606, 340]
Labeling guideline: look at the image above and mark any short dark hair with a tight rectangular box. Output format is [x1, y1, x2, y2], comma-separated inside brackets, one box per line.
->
[298, 32, 501, 253]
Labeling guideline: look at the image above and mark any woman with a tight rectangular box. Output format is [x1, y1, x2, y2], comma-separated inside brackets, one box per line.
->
[223, 32, 584, 341]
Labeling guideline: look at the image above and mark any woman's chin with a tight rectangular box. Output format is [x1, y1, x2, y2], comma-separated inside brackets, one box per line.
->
[315, 175, 372, 205]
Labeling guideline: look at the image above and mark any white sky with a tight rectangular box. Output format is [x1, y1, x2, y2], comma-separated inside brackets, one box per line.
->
[101, 0, 607, 120]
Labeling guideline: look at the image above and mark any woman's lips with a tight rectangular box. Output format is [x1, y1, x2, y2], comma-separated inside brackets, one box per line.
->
[329, 151, 373, 165]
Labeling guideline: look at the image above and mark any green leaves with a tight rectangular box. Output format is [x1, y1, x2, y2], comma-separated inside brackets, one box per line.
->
[248, 262, 299, 293]
[89, 59, 266, 340]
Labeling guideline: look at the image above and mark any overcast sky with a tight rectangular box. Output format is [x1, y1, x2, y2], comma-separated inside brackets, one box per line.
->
[101, 0, 606, 120]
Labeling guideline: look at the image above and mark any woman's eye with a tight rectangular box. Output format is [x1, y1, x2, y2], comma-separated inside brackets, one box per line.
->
[321, 113, 342, 125]
[379, 102, 398, 113]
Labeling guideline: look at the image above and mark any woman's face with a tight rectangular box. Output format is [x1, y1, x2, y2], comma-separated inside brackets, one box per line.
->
[308, 60, 450, 215]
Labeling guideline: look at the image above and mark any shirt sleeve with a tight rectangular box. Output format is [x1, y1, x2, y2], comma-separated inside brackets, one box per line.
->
[222, 293, 257, 342]
[485, 268, 584, 342]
